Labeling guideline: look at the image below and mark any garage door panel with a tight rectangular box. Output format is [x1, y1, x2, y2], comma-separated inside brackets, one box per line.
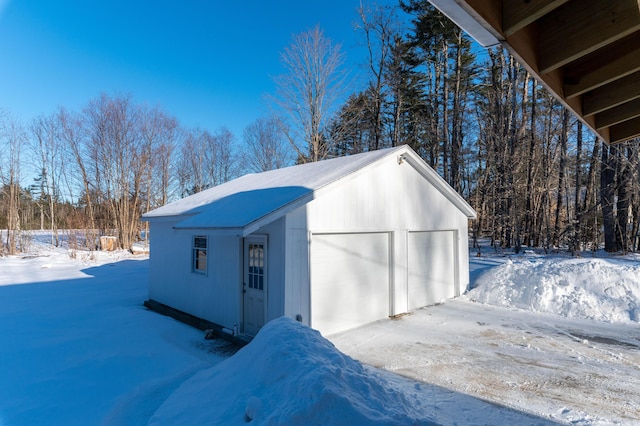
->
[408, 231, 455, 310]
[311, 233, 389, 336]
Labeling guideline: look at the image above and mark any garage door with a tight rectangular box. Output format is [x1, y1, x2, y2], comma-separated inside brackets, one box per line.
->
[408, 231, 456, 310]
[310, 232, 390, 336]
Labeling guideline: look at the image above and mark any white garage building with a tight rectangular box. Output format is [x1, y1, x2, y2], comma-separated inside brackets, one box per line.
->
[143, 145, 476, 338]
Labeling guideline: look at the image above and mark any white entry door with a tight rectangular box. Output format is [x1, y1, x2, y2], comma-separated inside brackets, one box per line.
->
[243, 236, 267, 336]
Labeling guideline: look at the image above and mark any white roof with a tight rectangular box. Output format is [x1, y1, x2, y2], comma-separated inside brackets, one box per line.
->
[143, 145, 476, 233]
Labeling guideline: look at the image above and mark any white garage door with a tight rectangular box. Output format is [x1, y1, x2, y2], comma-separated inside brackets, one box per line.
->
[408, 230, 456, 310]
[310, 232, 390, 336]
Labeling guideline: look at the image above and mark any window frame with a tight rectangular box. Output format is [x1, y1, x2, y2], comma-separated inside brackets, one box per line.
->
[247, 242, 265, 291]
[192, 235, 208, 274]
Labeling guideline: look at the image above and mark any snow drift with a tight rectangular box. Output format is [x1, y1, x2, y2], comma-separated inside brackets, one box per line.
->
[466, 256, 640, 323]
[149, 316, 433, 425]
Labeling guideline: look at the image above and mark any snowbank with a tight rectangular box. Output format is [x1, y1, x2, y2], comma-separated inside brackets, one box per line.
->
[149, 316, 432, 425]
[466, 256, 640, 323]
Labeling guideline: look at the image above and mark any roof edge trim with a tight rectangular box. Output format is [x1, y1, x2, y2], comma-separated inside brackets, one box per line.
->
[402, 149, 478, 219]
[428, 0, 501, 47]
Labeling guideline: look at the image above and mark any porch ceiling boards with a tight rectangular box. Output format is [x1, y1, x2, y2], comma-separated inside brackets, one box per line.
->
[430, 0, 640, 144]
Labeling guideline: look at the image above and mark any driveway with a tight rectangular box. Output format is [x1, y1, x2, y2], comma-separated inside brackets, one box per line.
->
[329, 299, 640, 425]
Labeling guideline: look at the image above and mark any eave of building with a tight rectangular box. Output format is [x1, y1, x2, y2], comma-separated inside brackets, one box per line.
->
[429, 0, 640, 144]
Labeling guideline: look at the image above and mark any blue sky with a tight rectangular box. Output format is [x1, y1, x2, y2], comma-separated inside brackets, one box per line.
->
[0, 0, 399, 139]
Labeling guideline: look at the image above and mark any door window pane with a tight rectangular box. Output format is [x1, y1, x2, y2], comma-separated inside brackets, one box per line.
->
[248, 243, 264, 290]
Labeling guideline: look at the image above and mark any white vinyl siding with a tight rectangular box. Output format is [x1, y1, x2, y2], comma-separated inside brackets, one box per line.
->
[147, 146, 474, 339]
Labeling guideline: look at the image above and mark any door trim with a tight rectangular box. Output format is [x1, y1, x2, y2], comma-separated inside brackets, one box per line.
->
[242, 235, 268, 336]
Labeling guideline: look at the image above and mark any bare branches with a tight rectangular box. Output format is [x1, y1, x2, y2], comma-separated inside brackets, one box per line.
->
[57, 94, 183, 250]
[0, 112, 25, 254]
[357, 2, 399, 150]
[271, 25, 348, 162]
[242, 116, 292, 172]
[177, 127, 239, 197]
[30, 113, 63, 245]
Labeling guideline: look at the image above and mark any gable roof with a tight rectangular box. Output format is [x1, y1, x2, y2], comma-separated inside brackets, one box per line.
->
[143, 145, 476, 236]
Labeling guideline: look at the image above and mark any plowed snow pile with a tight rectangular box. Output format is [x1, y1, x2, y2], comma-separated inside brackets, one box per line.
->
[466, 255, 640, 323]
[149, 317, 434, 425]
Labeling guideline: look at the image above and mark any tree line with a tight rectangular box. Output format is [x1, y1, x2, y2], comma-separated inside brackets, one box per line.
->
[0, 95, 291, 254]
[286, 0, 640, 254]
[2, 1, 639, 254]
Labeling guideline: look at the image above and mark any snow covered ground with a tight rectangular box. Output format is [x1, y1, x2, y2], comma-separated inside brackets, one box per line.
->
[0, 233, 638, 424]
[333, 250, 640, 425]
[0, 235, 234, 425]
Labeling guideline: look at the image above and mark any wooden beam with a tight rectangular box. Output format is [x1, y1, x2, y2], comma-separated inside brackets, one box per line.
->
[503, 0, 569, 36]
[609, 116, 640, 144]
[563, 32, 640, 82]
[597, 126, 610, 144]
[505, 21, 542, 73]
[583, 71, 640, 116]
[458, 0, 640, 144]
[595, 99, 640, 129]
[565, 36, 640, 99]
[503, 24, 607, 142]
[538, 0, 640, 74]
[464, 0, 504, 37]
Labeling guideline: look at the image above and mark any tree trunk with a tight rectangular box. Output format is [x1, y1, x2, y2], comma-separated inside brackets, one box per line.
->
[572, 121, 582, 253]
[441, 42, 450, 183]
[601, 143, 617, 251]
[450, 32, 463, 193]
[552, 108, 568, 247]
[524, 78, 536, 246]
[615, 145, 632, 251]
[7, 182, 19, 255]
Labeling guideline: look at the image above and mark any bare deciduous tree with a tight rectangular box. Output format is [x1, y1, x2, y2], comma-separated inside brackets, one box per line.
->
[31, 113, 64, 246]
[139, 105, 179, 209]
[357, 2, 399, 150]
[272, 25, 348, 162]
[95, 94, 148, 250]
[243, 116, 292, 172]
[178, 127, 239, 196]
[0, 112, 25, 254]
[58, 106, 99, 250]
[206, 127, 238, 186]
[178, 129, 207, 196]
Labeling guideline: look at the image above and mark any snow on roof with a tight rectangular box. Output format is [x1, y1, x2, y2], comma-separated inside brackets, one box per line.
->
[143, 144, 476, 231]
[143, 146, 405, 228]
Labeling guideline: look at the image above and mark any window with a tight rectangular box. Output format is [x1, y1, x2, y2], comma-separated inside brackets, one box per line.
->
[247, 243, 264, 290]
[192, 236, 207, 273]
